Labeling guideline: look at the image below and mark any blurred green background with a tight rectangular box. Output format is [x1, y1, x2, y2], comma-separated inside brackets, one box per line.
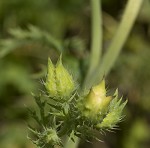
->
[0, 0, 150, 148]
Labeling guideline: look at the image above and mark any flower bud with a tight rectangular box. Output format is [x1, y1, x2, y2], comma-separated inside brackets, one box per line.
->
[45, 55, 75, 98]
[45, 128, 61, 146]
[79, 80, 112, 120]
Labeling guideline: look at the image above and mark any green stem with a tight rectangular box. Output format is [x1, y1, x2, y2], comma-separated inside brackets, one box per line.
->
[90, 0, 103, 70]
[86, 0, 143, 89]
[64, 136, 79, 148]
[83, 0, 102, 89]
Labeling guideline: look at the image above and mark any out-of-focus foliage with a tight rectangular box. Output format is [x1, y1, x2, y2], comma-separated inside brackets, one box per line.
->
[0, 0, 150, 148]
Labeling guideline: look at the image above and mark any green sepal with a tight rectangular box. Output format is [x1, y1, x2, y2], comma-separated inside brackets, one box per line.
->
[55, 55, 75, 97]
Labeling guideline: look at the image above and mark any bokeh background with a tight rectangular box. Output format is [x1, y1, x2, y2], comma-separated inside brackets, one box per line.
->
[0, 0, 150, 148]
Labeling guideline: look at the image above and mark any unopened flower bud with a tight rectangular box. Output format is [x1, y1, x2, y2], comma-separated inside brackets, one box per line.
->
[45, 55, 75, 99]
[79, 80, 112, 120]
[45, 128, 61, 146]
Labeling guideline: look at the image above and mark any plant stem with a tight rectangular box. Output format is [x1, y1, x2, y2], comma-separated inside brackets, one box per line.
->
[86, 0, 143, 89]
[64, 136, 80, 148]
[83, 0, 102, 89]
[90, 0, 103, 70]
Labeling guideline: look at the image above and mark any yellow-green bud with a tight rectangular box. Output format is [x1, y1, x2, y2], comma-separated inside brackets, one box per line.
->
[45, 55, 75, 98]
[79, 80, 112, 120]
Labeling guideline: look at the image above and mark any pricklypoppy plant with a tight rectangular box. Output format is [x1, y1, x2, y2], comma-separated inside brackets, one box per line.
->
[28, 56, 127, 148]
